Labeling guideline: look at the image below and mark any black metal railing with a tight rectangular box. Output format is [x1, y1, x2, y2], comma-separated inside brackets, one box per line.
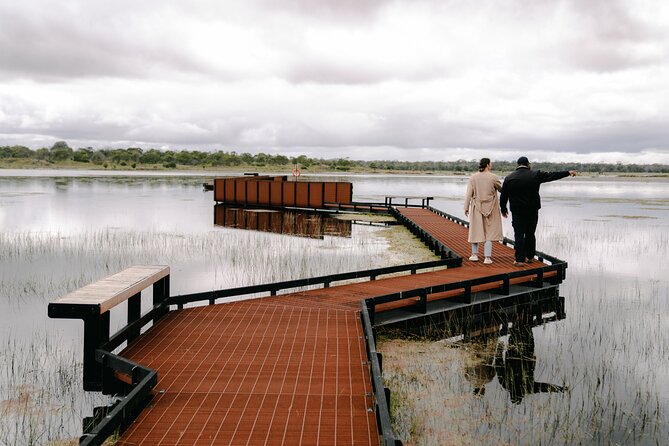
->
[389, 207, 460, 260]
[364, 262, 566, 325]
[49, 274, 171, 445]
[80, 352, 157, 446]
[360, 302, 403, 446]
[426, 206, 567, 266]
[168, 258, 461, 308]
[384, 196, 434, 208]
[79, 292, 168, 445]
[322, 199, 433, 213]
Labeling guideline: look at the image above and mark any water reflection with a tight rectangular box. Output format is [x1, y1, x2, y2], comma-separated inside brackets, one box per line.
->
[494, 324, 568, 404]
[213, 205, 352, 239]
[460, 295, 568, 404]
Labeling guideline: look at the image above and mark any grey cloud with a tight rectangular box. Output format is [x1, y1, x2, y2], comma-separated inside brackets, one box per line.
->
[253, 0, 388, 21]
[486, 120, 669, 154]
[558, 0, 669, 72]
[3, 85, 668, 155]
[283, 53, 451, 85]
[0, 3, 221, 81]
[284, 59, 391, 85]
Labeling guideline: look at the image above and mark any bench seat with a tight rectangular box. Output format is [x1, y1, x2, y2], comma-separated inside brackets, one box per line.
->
[49, 265, 169, 317]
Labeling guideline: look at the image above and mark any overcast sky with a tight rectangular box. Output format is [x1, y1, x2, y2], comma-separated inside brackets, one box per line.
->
[1, 0, 668, 163]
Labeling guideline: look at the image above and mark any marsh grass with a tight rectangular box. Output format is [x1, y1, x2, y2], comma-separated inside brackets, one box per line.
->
[0, 330, 112, 445]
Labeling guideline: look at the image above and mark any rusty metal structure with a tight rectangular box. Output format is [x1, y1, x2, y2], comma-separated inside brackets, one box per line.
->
[213, 175, 353, 209]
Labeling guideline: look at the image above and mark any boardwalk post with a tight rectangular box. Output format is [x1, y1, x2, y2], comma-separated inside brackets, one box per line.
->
[417, 290, 428, 314]
[464, 283, 472, 304]
[127, 292, 141, 342]
[153, 275, 170, 319]
[82, 311, 109, 391]
[534, 269, 544, 287]
[502, 275, 510, 295]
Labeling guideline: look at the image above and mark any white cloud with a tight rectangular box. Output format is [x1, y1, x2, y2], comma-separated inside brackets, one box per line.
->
[1, 0, 669, 163]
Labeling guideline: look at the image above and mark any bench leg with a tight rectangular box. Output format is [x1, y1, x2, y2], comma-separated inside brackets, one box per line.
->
[83, 311, 110, 391]
[127, 292, 141, 343]
[153, 275, 170, 320]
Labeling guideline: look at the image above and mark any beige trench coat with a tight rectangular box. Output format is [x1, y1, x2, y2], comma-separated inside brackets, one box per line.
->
[464, 171, 504, 243]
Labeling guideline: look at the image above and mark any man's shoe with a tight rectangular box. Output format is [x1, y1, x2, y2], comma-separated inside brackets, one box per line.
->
[525, 258, 534, 264]
[469, 255, 479, 261]
[483, 257, 493, 264]
[513, 261, 526, 267]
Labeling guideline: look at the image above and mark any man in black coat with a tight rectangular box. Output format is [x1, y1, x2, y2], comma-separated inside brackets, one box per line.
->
[500, 157, 576, 266]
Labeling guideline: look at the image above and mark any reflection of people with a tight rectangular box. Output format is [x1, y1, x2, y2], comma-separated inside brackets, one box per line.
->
[495, 324, 567, 404]
[464, 337, 497, 396]
[499, 157, 576, 266]
[464, 158, 504, 264]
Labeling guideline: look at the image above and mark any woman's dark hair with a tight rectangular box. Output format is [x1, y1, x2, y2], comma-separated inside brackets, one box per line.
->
[478, 158, 491, 172]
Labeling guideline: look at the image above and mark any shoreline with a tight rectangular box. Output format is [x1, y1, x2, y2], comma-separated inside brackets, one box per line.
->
[2, 165, 669, 181]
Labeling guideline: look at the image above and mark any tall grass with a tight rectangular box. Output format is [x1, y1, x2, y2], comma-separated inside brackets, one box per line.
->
[0, 330, 112, 445]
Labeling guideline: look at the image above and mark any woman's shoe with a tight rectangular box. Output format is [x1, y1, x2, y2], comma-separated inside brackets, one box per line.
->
[469, 254, 479, 261]
[483, 257, 493, 264]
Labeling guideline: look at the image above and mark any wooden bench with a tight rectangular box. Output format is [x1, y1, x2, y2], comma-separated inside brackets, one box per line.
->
[48, 265, 170, 391]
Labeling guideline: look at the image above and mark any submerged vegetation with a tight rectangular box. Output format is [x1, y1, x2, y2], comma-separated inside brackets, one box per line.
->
[3, 141, 669, 174]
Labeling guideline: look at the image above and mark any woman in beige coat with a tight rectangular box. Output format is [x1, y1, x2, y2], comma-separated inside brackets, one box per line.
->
[464, 158, 504, 264]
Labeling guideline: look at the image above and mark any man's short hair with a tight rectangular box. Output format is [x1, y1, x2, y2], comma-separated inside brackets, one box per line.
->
[517, 156, 530, 166]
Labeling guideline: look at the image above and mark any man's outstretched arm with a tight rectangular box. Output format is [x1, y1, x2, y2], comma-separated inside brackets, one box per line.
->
[537, 170, 577, 183]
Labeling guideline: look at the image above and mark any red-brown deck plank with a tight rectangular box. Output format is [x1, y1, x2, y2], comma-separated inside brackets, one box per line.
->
[117, 207, 557, 445]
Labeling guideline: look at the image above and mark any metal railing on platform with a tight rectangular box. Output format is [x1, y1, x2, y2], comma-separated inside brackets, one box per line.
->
[384, 195, 434, 208]
[426, 206, 567, 266]
[364, 262, 566, 326]
[322, 198, 433, 214]
[168, 258, 461, 308]
[80, 352, 157, 446]
[360, 302, 403, 446]
[390, 207, 460, 260]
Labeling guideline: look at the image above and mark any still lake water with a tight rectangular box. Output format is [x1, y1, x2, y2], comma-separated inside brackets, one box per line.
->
[1, 169, 668, 444]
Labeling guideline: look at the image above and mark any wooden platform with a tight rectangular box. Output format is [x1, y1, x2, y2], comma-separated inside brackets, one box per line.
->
[107, 208, 562, 445]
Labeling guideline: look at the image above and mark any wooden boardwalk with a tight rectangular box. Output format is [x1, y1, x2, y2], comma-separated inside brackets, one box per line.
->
[115, 208, 556, 445]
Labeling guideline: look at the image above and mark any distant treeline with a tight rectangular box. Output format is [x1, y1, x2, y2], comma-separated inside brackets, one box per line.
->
[2, 141, 669, 173]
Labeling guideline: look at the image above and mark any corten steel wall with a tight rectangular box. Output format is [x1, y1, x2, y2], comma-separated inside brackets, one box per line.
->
[270, 182, 282, 207]
[296, 182, 309, 208]
[214, 177, 353, 209]
[213, 176, 286, 202]
[309, 182, 324, 208]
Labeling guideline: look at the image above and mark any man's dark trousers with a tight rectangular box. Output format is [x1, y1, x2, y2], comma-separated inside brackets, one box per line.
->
[511, 211, 539, 262]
